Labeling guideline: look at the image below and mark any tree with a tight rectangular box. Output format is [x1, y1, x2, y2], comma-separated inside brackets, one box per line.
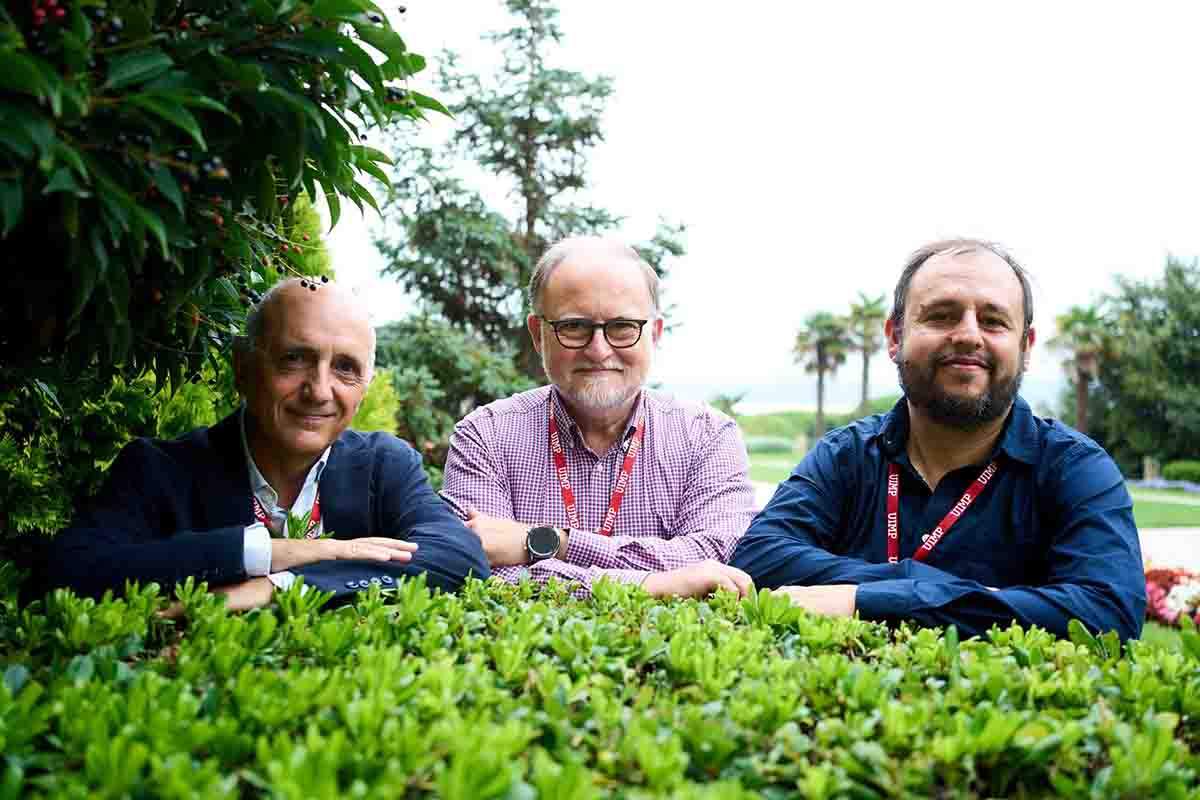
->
[794, 312, 851, 439]
[374, 0, 685, 379]
[1087, 257, 1200, 467]
[1048, 305, 1109, 436]
[847, 292, 887, 415]
[2, 1, 431, 394]
[375, 316, 535, 486]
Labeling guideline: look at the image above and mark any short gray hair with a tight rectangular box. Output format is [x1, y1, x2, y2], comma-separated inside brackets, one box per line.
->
[891, 238, 1034, 336]
[528, 236, 660, 316]
[233, 278, 376, 376]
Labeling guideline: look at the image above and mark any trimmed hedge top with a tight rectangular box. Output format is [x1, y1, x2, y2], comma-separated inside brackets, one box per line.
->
[1, 567, 1198, 798]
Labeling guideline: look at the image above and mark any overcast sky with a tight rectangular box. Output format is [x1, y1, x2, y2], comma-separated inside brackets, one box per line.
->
[327, 2, 1200, 413]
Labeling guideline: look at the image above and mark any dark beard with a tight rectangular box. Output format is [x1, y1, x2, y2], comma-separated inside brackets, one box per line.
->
[897, 350, 1024, 430]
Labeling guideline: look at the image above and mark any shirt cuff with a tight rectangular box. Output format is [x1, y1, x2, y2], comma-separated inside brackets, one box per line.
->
[243, 524, 272, 576]
[267, 571, 306, 593]
[854, 579, 918, 621]
[563, 528, 617, 569]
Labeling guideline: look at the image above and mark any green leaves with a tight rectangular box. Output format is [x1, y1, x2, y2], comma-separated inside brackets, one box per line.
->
[125, 93, 208, 151]
[3, 0, 440, 427]
[102, 50, 174, 90]
[0, 576, 1198, 797]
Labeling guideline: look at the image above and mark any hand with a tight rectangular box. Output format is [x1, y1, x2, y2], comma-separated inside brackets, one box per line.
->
[464, 508, 532, 567]
[773, 584, 857, 617]
[157, 577, 275, 618]
[641, 560, 755, 599]
[270, 536, 418, 572]
[212, 577, 275, 611]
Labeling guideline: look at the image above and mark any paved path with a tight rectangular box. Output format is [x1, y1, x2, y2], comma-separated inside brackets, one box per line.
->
[751, 482, 1200, 572]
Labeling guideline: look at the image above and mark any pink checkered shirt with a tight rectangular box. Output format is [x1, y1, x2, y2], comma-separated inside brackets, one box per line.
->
[441, 385, 756, 594]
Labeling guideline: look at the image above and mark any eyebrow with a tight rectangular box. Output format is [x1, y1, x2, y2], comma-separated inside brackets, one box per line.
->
[918, 299, 1014, 318]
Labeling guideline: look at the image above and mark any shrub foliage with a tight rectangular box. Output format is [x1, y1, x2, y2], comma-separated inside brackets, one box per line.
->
[1, 567, 1197, 798]
[1163, 461, 1200, 484]
[1, 0, 433, 388]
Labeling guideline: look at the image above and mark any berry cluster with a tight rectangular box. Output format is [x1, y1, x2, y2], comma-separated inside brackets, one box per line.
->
[31, 0, 67, 27]
[299, 276, 330, 292]
[82, 6, 124, 47]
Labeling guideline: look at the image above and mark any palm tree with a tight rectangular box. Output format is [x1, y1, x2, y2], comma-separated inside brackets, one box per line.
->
[847, 292, 887, 415]
[1049, 305, 1108, 435]
[794, 311, 851, 439]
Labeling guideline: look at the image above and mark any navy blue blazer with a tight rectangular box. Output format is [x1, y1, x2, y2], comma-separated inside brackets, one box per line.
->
[45, 412, 490, 601]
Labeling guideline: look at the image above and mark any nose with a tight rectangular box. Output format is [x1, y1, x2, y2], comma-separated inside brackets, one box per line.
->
[948, 312, 984, 349]
[301, 362, 334, 404]
[582, 325, 615, 361]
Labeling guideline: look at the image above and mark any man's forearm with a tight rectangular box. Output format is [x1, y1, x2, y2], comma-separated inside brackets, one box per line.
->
[855, 578, 1144, 641]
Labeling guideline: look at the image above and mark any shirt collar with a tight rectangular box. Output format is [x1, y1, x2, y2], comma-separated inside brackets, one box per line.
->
[549, 385, 644, 452]
[875, 395, 1038, 466]
[238, 405, 331, 506]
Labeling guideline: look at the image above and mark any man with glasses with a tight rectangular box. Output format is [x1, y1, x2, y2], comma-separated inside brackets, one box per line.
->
[441, 236, 757, 598]
[44, 279, 488, 608]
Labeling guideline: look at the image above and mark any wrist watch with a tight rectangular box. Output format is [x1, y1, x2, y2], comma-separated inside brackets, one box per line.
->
[525, 526, 562, 563]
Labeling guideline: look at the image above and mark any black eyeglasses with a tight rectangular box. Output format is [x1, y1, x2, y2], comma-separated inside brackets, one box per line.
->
[539, 317, 650, 349]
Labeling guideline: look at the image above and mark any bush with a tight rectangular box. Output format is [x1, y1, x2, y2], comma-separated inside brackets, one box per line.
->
[742, 436, 796, 455]
[1, 568, 1198, 797]
[2, 0, 435, 390]
[1163, 460, 1200, 483]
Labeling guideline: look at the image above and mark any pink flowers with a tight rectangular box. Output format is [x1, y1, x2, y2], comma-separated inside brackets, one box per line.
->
[1146, 567, 1200, 626]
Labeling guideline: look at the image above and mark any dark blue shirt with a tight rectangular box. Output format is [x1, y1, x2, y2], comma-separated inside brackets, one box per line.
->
[730, 397, 1145, 641]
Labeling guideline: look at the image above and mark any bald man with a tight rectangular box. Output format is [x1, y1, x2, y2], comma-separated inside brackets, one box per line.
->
[442, 236, 757, 599]
[46, 279, 488, 608]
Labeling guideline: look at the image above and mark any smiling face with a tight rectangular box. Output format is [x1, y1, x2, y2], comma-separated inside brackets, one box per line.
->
[234, 282, 374, 471]
[528, 245, 662, 420]
[885, 248, 1035, 429]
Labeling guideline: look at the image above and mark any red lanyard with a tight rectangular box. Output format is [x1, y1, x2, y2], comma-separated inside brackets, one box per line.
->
[549, 397, 645, 536]
[253, 489, 322, 538]
[886, 460, 999, 563]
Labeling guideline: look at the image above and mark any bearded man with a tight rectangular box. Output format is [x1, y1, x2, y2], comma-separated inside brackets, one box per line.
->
[731, 239, 1145, 640]
[441, 236, 757, 598]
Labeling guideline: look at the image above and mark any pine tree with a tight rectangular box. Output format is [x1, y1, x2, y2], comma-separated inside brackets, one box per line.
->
[374, 0, 685, 378]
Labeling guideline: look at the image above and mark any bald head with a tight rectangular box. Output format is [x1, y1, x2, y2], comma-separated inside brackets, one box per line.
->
[238, 278, 375, 377]
[529, 236, 659, 316]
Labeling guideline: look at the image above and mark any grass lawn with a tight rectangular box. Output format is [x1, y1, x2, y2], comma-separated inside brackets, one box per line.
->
[748, 453, 799, 484]
[1132, 501, 1200, 528]
[1131, 487, 1200, 503]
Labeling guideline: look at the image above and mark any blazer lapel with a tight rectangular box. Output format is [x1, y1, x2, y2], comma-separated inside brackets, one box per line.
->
[318, 431, 374, 538]
[201, 411, 256, 528]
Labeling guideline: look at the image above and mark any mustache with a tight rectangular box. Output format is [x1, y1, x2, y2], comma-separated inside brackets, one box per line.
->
[933, 351, 993, 369]
[573, 361, 623, 371]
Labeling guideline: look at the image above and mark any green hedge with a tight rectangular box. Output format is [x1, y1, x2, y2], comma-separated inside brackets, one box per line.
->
[1163, 460, 1200, 483]
[1, 564, 1198, 798]
[742, 436, 796, 455]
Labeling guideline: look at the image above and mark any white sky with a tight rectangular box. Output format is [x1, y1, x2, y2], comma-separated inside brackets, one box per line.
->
[328, 2, 1200, 413]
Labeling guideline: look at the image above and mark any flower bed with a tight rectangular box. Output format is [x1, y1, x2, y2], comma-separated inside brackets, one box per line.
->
[1, 563, 1198, 798]
[1147, 566, 1200, 626]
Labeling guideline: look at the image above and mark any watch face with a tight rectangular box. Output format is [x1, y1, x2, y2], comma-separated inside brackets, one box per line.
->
[527, 526, 560, 559]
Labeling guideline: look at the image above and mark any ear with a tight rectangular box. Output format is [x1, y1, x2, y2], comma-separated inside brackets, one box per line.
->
[650, 316, 664, 346]
[527, 313, 545, 356]
[884, 316, 901, 362]
[1022, 324, 1036, 369]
